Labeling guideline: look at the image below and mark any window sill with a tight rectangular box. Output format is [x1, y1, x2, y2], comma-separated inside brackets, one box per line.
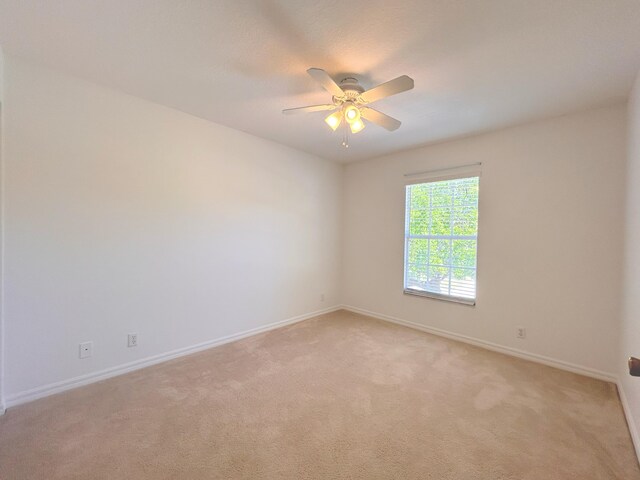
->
[403, 289, 476, 306]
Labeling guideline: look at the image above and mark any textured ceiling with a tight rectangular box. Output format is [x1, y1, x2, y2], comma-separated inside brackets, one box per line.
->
[1, 0, 640, 162]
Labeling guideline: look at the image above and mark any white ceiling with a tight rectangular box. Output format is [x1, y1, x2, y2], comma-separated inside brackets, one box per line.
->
[1, 1, 640, 162]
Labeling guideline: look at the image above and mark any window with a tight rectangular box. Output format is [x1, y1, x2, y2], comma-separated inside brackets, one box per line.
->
[404, 175, 479, 305]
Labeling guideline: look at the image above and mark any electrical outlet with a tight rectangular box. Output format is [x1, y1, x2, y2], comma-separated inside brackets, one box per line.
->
[320, 293, 325, 302]
[516, 327, 526, 339]
[79, 341, 93, 359]
[128, 333, 138, 348]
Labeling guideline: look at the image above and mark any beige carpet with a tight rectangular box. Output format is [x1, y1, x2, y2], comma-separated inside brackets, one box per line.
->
[0, 310, 638, 479]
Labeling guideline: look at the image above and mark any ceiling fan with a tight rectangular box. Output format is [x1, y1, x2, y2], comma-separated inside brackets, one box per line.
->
[283, 68, 414, 147]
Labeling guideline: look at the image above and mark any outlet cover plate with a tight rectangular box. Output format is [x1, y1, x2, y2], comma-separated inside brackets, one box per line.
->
[79, 341, 93, 359]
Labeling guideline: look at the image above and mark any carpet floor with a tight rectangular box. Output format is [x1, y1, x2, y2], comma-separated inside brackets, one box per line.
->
[0, 310, 638, 479]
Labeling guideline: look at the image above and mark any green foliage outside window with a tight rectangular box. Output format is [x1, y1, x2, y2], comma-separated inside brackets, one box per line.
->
[405, 177, 479, 297]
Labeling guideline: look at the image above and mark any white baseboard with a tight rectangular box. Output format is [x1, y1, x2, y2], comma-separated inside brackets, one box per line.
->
[341, 305, 617, 383]
[617, 381, 640, 465]
[5, 305, 341, 409]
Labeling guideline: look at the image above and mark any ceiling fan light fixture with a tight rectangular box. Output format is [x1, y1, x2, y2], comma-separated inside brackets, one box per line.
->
[344, 104, 361, 124]
[324, 111, 343, 131]
[284, 68, 414, 145]
[349, 118, 365, 134]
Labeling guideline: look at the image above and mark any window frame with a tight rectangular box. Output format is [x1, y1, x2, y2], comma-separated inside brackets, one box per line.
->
[403, 172, 480, 306]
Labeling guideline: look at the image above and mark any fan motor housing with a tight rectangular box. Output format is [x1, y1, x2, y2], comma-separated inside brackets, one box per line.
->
[338, 77, 364, 99]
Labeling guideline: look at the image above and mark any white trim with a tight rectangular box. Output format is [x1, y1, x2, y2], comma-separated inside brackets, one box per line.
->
[404, 288, 476, 306]
[617, 381, 640, 465]
[341, 305, 617, 383]
[4, 305, 341, 408]
[404, 163, 482, 184]
[0, 67, 6, 416]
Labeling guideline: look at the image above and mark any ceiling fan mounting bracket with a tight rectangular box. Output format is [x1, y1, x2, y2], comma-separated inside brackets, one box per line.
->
[332, 78, 365, 105]
[339, 77, 365, 95]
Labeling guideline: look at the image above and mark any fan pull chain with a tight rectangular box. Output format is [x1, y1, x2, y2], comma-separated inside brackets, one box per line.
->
[342, 120, 349, 148]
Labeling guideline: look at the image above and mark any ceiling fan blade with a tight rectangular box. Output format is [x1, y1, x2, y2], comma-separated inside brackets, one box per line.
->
[307, 68, 345, 98]
[359, 75, 414, 104]
[282, 104, 336, 115]
[361, 107, 402, 131]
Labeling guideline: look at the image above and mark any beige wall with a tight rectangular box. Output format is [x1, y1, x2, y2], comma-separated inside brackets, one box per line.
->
[0, 53, 634, 420]
[342, 105, 627, 376]
[620, 70, 640, 452]
[1, 56, 342, 403]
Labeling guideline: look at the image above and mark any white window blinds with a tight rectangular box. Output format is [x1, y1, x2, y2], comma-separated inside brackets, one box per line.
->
[404, 175, 479, 304]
